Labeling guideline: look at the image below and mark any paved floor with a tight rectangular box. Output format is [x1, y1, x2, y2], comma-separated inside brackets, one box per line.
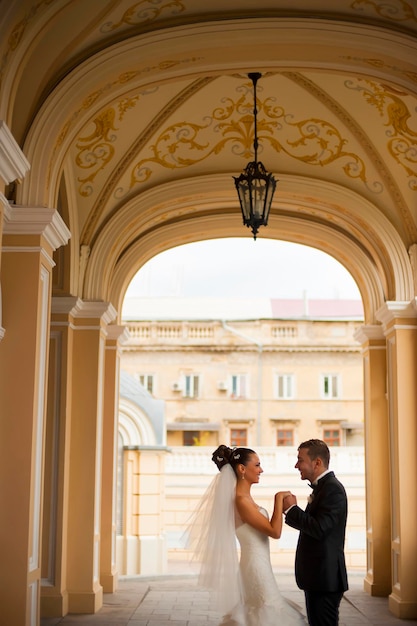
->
[41, 568, 417, 626]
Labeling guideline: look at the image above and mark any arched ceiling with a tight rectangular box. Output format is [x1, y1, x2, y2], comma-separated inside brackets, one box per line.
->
[1, 0, 417, 323]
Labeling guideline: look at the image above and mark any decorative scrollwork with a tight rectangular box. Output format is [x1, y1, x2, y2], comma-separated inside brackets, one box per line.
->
[76, 109, 118, 197]
[128, 77, 368, 190]
[345, 79, 417, 189]
[101, 0, 185, 33]
[351, 0, 417, 22]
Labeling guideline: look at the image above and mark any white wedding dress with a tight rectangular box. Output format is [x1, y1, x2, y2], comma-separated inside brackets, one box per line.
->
[185, 466, 305, 626]
[220, 507, 306, 626]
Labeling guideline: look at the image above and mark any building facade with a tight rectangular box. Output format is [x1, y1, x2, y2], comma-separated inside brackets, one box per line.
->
[122, 298, 365, 449]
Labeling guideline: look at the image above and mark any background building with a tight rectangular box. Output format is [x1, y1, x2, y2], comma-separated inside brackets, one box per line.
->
[117, 296, 366, 573]
[122, 296, 365, 448]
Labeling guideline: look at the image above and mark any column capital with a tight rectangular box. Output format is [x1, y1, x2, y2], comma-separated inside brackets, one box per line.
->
[376, 300, 417, 329]
[106, 324, 130, 344]
[51, 297, 117, 326]
[51, 296, 81, 316]
[0, 121, 30, 185]
[72, 300, 117, 325]
[4, 205, 70, 250]
[354, 324, 385, 346]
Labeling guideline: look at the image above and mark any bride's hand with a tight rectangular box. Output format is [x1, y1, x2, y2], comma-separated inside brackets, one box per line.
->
[275, 490, 292, 501]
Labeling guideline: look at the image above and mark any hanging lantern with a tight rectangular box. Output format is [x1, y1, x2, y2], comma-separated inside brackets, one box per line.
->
[234, 73, 277, 240]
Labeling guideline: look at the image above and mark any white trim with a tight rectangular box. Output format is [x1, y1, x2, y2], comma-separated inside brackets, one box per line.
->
[71, 300, 117, 324]
[51, 296, 81, 315]
[41, 331, 62, 585]
[94, 338, 105, 582]
[3, 206, 70, 249]
[106, 324, 130, 344]
[391, 324, 417, 331]
[29, 266, 49, 573]
[0, 192, 12, 217]
[354, 324, 385, 344]
[376, 300, 417, 327]
[28, 580, 38, 626]
[2, 245, 55, 267]
[52, 298, 117, 326]
[118, 399, 157, 446]
[0, 120, 30, 183]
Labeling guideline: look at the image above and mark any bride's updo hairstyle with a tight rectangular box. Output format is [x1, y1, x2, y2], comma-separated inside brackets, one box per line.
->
[212, 444, 256, 476]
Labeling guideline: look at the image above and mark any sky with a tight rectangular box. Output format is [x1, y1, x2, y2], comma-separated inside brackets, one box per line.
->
[124, 238, 361, 301]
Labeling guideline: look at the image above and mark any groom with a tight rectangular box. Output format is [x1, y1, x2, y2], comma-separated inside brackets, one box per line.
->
[283, 439, 348, 626]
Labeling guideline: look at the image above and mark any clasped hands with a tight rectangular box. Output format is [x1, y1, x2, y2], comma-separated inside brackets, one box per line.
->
[275, 490, 297, 511]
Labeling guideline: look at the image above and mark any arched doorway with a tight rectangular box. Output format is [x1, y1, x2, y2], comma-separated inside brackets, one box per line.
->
[1, 5, 417, 622]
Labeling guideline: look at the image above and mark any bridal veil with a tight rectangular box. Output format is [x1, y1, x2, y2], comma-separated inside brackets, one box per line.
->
[185, 463, 243, 616]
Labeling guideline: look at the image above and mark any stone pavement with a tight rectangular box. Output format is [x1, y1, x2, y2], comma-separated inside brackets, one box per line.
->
[41, 568, 417, 626]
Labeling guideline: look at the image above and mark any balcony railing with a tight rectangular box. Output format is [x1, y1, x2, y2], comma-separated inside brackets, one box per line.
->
[165, 446, 365, 476]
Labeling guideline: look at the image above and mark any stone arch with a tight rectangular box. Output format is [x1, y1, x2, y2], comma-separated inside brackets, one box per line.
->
[118, 399, 157, 447]
[81, 174, 413, 325]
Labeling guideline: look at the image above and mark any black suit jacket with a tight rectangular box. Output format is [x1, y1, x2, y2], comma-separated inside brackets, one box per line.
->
[285, 471, 348, 593]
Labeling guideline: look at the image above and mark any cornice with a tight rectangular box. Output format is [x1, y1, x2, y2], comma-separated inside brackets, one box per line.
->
[0, 121, 30, 184]
[106, 324, 130, 344]
[3, 205, 71, 250]
[376, 299, 417, 327]
[122, 344, 361, 354]
[51, 296, 117, 324]
[51, 296, 82, 316]
[72, 300, 117, 324]
[354, 324, 385, 345]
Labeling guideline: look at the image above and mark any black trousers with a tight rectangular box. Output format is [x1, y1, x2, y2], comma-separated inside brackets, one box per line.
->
[304, 590, 344, 626]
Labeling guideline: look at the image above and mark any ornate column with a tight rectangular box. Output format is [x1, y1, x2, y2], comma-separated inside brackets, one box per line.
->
[377, 301, 417, 619]
[65, 300, 116, 613]
[354, 325, 391, 596]
[0, 206, 70, 626]
[100, 324, 129, 592]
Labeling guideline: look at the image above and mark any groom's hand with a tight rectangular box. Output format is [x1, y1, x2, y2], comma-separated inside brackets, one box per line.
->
[283, 493, 297, 511]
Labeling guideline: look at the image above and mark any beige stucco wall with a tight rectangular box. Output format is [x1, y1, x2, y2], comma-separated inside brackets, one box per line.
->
[121, 318, 364, 447]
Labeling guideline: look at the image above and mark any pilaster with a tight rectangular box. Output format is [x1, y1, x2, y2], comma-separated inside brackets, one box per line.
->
[100, 324, 129, 592]
[65, 300, 116, 614]
[354, 324, 390, 596]
[376, 301, 417, 619]
[40, 297, 79, 617]
[120, 447, 167, 576]
[0, 206, 69, 626]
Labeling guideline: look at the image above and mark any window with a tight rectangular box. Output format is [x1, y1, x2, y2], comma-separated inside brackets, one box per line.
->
[230, 428, 247, 447]
[323, 429, 341, 446]
[277, 429, 294, 446]
[183, 431, 200, 446]
[184, 374, 200, 398]
[139, 374, 154, 394]
[231, 374, 247, 399]
[276, 374, 295, 399]
[321, 374, 340, 399]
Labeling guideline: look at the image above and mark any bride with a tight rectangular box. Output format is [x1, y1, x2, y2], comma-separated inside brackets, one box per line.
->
[186, 444, 306, 625]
